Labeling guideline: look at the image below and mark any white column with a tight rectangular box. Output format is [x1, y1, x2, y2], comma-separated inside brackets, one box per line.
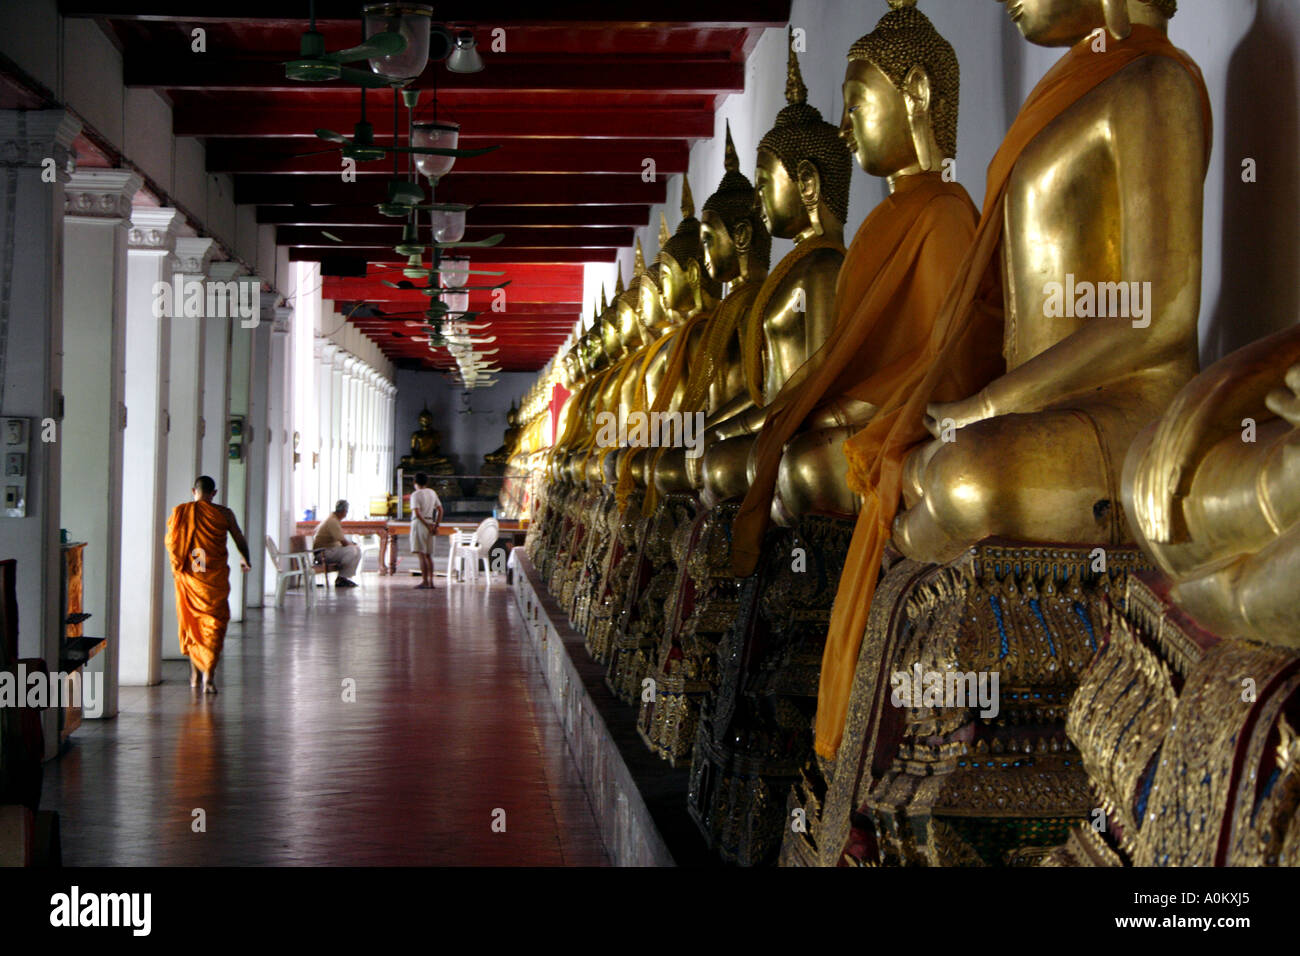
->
[201, 261, 244, 489]
[315, 339, 336, 517]
[225, 275, 259, 622]
[342, 356, 358, 507]
[264, 305, 293, 596]
[330, 351, 346, 508]
[61, 168, 141, 718]
[246, 290, 276, 603]
[161, 236, 218, 660]
[0, 110, 80, 755]
[119, 206, 180, 685]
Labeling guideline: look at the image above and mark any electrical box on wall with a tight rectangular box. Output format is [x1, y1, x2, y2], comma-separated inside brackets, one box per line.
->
[2, 418, 31, 517]
[228, 416, 245, 462]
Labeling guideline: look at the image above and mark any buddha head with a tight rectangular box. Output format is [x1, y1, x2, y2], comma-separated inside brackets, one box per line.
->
[755, 32, 852, 241]
[997, 0, 1175, 46]
[616, 238, 650, 352]
[416, 408, 434, 431]
[638, 213, 672, 334]
[842, 1, 958, 180]
[658, 174, 722, 317]
[701, 121, 772, 285]
[599, 273, 627, 362]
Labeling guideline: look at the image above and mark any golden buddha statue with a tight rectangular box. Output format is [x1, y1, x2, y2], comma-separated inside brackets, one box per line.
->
[482, 402, 521, 475]
[893, 0, 1208, 563]
[732, 0, 976, 562]
[1125, 324, 1300, 648]
[811, 0, 1211, 765]
[654, 122, 772, 496]
[400, 406, 455, 475]
[700, 35, 850, 508]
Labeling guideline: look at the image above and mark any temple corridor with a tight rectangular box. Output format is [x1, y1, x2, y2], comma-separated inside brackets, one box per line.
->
[40, 571, 609, 867]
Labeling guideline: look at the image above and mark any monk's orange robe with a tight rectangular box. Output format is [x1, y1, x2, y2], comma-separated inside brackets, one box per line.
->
[812, 25, 1214, 761]
[731, 171, 978, 576]
[166, 500, 233, 674]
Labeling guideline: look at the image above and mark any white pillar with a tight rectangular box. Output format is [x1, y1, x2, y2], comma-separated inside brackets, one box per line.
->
[160, 236, 218, 660]
[224, 273, 259, 622]
[264, 304, 295, 591]
[315, 339, 336, 517]
[0, 110, 80, 756]
[119, 206, 180, 685]
[201, 261, 244, 488]
[61, 168, 141, 717]
[247, 290, 276, 603]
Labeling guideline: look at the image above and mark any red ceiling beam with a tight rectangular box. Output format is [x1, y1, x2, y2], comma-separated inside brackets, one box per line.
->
[278, 225, 632, 248]
[126, 57, 745, 95]
[61, 2, 792, 26]
[237, 173, 665, 206]
[295, 248, 618, 264]
[256, 204, 650, 228]
[208, 140, 689, 177]
[176, 106, 715, 139]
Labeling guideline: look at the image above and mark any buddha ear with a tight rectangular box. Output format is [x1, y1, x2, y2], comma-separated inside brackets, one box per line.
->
[795, 158, 821, 210]
[1100, 0, 1132, 40]
[686, 258, 702, 290]
[902, 65, 931, 118]
[732, 219, 752, 254]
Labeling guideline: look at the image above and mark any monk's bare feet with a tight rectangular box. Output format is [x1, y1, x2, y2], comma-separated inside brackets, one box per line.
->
[202, 670, 218, 695]
[189, 661, 200, 688]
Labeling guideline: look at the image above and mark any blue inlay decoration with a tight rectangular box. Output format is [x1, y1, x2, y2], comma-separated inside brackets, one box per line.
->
[990, 594, 1009, 659]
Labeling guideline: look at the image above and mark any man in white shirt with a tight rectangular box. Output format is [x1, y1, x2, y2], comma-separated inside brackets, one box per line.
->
[409, 472, 443, 589]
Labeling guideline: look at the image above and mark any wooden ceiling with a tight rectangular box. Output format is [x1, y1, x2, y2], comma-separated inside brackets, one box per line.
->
[63, 1, 790, 371]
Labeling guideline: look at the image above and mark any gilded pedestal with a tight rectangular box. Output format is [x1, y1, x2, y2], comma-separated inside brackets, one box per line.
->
[688, 514, 853, 865]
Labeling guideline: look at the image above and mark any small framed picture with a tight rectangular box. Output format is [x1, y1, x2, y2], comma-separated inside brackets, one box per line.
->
[5, 452, 24, 477]
[4, 419, 24, 445]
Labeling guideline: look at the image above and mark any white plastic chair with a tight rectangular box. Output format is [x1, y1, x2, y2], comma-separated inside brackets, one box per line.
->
[446, 529, 477, 583]
[356, 533, 382, 585]
[466, 517, 500, 585]
[266, 535, 311, 607]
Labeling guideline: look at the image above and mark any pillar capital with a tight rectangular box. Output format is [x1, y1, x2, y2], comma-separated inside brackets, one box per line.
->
[128, 206, 183, 256]
[174, 236, 220, 276]
[0, 110, 81, 175]
[65, 169, 143, 223]
[208, 260, 247, 282]
[272, 306, 293, 334]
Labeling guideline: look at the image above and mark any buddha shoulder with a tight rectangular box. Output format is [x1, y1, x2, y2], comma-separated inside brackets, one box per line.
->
[1090, 53, 1207, 144]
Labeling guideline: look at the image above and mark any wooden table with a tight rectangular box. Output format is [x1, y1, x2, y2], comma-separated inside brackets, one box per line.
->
[295, 518, 529, 575]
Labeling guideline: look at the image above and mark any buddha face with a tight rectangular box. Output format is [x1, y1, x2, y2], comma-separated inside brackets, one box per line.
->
[616, 296, 644, 351]
[600, 315, 623, 361]
[658, 255, 693, 315]
[417, 410, 433, 429]
[640, 274, 666, 331]
[997, 0, 1104, 46]
[754, 147, 809, 240]
[841, 59, 915, 177]
[700, 210, 738, 283]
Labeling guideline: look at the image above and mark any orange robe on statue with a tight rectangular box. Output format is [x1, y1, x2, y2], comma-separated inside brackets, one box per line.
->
[166, 500, 234, 674]
[811, 26, 1213, 762]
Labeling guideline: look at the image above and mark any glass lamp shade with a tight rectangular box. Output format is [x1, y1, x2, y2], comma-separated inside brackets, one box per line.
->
[362, 3, 433, 86]
[448, 292, 471, 313]
[412, 121, 459, 181]
[447, 31, 485, 74]
[441, 257, 470, 287]
[433, 209, 466, 243]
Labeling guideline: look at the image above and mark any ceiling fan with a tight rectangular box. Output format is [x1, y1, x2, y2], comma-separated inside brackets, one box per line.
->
[283, 2, 404, 88]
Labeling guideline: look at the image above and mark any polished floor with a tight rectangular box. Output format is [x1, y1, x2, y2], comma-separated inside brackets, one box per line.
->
[43, 560, 611, 866]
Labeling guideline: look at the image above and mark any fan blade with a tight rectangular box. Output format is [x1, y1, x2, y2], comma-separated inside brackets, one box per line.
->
[321, 230, 345, 243]
[381, 280, 417, 289]
[315, 128, 350, 143]
[323, 32, 406, 63]
[413, 203, 475, 213]
[384, 145, 502, 158]
[434, 233, 506, 249]
[337, 66, 395, 89]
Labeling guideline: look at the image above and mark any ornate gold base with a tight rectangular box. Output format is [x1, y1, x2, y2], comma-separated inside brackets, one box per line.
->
[605, 494, 700, 705]
[687, 514, 855, 865]
[585, 491, 644, 662]
[1056, 573, 1300, 867]
[636, 504, 741, 766]
[784, 541, 1152, 867]
[571, 489, 617, 634]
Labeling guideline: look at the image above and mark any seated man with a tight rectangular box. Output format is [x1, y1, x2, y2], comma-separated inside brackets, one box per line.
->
[313, 499, 362, 588]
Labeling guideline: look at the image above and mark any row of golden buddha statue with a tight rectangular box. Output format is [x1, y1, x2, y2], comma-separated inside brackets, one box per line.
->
[524, 0, 1300, 867]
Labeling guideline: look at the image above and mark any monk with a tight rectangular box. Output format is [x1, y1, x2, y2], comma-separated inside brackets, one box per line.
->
[166, 475, 251, 694]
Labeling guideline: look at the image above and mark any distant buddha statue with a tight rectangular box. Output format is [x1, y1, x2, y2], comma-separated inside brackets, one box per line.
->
[482, 402, 521, 476]
[401, 406, 455, 474]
